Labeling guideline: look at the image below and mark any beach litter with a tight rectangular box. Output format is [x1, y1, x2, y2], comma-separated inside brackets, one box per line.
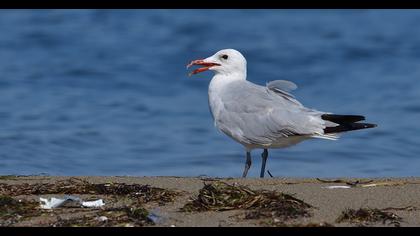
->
[317, 178, 407, 189]
[0, 178, 182, 226]
[96, 216, 108, 222]
[40, 196, 105, 209]
[146, 209, 167, 224]
[323, 186, 352, 189]
[0, 178, 180, 205]
[82, 199, 105, 207]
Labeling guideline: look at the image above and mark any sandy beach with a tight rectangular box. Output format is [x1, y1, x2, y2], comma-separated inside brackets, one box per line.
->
[1, 175, 420, 227]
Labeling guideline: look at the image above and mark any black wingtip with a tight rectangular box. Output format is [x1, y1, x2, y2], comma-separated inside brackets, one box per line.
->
[366, 123, 378, 128]
[321, 114, 366, 124]
[324, 122, 377, 134]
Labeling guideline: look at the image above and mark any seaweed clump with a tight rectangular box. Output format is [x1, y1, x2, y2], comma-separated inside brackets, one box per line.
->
[0, 195, 40, 226]
[336, 208, 402, 227]
[51, 206, 153, 227]
[266, 221, 334, 227]
[0, 178, 181, 226]
[181, 181, 311, 221]
[0, 178, 179, 205]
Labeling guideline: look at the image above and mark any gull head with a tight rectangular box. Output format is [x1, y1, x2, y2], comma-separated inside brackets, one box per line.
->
[187, 49, 247, 77]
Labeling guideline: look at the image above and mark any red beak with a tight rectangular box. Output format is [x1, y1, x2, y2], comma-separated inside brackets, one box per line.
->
[187, 59, 221, 76]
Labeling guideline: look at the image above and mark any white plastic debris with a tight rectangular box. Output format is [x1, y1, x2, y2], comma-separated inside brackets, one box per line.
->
[40, 196, 79, 209]
[147, 209, 168, 224]
[96, 216, 108, 222]
[361, 184, 378, 187]
[323, 185, 351, 189]
[82, 199, 105, 208]
[39, 197, 59, 209]
[40, 196, 104, 209]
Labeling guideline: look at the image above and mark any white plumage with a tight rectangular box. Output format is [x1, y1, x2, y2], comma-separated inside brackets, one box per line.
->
[187, 48, 376, 178]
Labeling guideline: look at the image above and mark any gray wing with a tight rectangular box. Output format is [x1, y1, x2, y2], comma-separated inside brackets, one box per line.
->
[215, 80, 327, 146]
[266, 80, 297, 99]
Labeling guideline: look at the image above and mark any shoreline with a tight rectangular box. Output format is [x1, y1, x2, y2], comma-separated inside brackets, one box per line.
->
[1, 176, 420, 227]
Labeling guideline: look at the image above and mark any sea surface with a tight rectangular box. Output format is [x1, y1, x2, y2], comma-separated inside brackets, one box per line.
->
[0, 10, 419, 177]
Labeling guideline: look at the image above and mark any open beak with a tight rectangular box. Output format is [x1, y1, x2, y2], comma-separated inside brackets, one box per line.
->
[187, 59, 220, 76]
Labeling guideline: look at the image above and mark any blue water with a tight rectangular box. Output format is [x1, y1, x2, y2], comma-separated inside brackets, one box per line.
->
[0, 10, 419, 178]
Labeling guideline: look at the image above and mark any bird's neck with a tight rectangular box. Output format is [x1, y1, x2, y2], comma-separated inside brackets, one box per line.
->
[208, 73, 246, 124]
[209, 72, 246, 91]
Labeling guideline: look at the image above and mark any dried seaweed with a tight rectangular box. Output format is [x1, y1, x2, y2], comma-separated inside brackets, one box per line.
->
[51, 206, 153, 227]
[0, 195, 40, 226]
[181, 181, 311, 221]
[0, 194, 154, 227]
[0, 178, 181, 226]
[298, 222, 334, 227]
[336, 208, 402, 227]
[0, 178, 179, 204]
[266, 221, 334, 227]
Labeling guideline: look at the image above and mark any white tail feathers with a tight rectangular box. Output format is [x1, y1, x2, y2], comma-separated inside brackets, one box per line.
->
[312, 133, 340, 141]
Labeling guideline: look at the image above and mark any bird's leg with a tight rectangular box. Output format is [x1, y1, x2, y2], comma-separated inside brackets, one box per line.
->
[242, 152, 252, 178]
[260, 149, 268, 178]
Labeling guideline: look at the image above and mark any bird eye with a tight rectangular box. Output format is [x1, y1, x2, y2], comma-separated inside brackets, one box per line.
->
[221, 55, 228, 60]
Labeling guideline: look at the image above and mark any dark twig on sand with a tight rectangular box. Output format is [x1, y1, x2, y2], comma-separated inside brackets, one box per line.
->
[316, 178, 373, 187]
[381, 206, 418, 212]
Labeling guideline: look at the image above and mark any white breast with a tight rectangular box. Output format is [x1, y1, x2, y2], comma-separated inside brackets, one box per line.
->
[208, 75, 228, 127]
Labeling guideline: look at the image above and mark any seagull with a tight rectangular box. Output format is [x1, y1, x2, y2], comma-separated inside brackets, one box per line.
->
[187, 49, 377, 178]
